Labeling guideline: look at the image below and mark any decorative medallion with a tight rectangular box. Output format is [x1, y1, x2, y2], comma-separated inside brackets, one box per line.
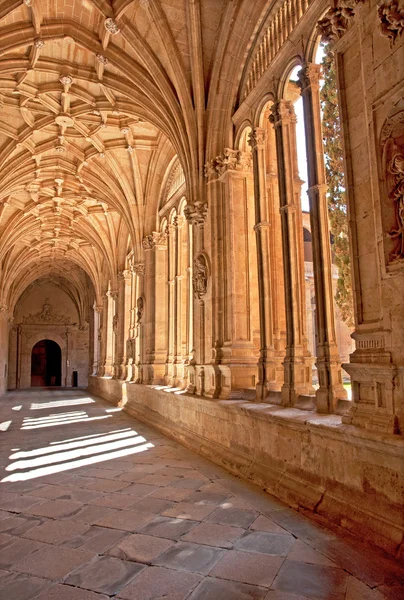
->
[104, 18, 120, 35]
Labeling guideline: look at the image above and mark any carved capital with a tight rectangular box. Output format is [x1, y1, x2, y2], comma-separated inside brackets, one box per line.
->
[269, 100, 294, 128]
[378, 0, 404, 47]
[248, 128, 267, 151]
[297, 63, 322, 92]
[204, 149, 252, 180]
[142, 231, 168, 250]
[131, 261, 145, 276]
[184, 201, 208, 226]
[117, 269, 130, 281]
[318, 0, 364, 43]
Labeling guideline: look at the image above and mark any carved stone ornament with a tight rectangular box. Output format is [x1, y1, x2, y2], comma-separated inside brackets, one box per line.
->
[131, 261, 145, 276]
[378, 0, 404, 47]
[104, 18, 120, 35]
[126, 338, 135, 359]
[96, 53, 109, 65]
[387, 150, 404, 260]
[22, 298, 73, 325]
[248, 128, 267, 150]
[136, 297, 144, 323]
[204, 149, 252, 180]
[184, 201, 208, 225]
[192, 254, 208, 300]
[142, 231, 168, 250]
[318, 0, 364, 43]
[112, 314, 118, 333]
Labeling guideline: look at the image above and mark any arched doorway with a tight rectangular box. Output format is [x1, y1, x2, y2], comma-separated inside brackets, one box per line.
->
[31, 340, 62, 387]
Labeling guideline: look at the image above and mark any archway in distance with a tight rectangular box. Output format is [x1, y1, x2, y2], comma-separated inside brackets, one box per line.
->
[31, 341, 62, 388]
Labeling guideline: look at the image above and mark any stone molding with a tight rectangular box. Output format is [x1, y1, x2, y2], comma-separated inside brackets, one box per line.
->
[204, 149, 252, 181]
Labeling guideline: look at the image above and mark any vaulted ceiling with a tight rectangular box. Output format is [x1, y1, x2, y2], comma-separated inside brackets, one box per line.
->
[0, 0, 272, 315]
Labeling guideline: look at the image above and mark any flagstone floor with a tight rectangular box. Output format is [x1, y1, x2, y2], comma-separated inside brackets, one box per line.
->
[0, 388, 402, 600]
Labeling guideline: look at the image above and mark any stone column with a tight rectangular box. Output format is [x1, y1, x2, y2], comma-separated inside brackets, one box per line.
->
[92, 304, 102, 375]
[166, 221, 177, 385]
[127, 261, 145, 383]
[98, 292, 108, 376]
[205, 149, 260, 398]
[104, 290, 116, 377]
[298, 63, 347, 412]
[143, 231, 168, 384]
[184, 201, 209, 395]
[175, 214, 187, 387]
[270, 101, 314, 405]
[249, 127, 281, 400]
[116, 270, 131, 379]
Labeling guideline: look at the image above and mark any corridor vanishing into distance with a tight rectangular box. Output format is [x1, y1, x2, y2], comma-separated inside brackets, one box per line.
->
[0, 389, 403, 600]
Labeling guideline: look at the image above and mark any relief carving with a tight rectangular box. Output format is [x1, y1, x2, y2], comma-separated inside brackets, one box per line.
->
[142, 231, 168, 250]
[318, 0, 364, 43]
[23, 298, 73, 325]
[387, 150, 404, 260]
[136, 297, 144, 323]
[184, 201, 208, 226]
[193, 254, 208, 300]
[204, 149, 252, 180]
[378, 0, 404, 47]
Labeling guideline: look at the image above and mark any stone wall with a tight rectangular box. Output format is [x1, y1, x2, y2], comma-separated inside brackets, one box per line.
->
[89, 375, 404, 557]
[8, 283, 90, 389]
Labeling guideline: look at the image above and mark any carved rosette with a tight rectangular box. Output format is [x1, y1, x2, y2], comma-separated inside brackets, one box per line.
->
[142, 231, 168, 250]
[318, 0, 364, 43]
[378, 0, 404, 47]
[204, 149, 252, 181]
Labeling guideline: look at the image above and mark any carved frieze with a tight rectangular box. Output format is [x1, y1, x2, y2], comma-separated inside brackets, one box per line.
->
[318, 0, 364, 43]
[378, 0, 404, 47]
[22, 299, 73, 325]
[204, 149, 252, 181]
[193, 254, 208, 300]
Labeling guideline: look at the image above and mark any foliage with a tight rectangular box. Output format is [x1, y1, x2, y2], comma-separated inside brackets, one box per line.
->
[320, 43, 354, 327]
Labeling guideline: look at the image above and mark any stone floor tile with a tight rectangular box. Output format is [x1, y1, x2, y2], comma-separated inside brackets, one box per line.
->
[182, 522, 245, 548]
[152, 541, 224, 574]
[36, 584, 110, 600]
[108, 533, 175, 563]
[65, 555, 144, 595]
[89, 493, 137, 509]
[138, 515, 198, 540]
[57, 488, 103, 504]
[235, 531, 295, 556]
[0, 515, 28, 532]
[119, 483, 158, 497]
[209, 550, 284, 587]
[162, 501, 216, 521]
[0, 536, 45, 567]
[135, 473, 180, 487]
[130, 496, 174, 514]
[345, 575, 388, 600]
[151, 486, 194, 502]
[1, 495, 43, 512]
[271, 559, 348, 600]
[117, 565, 202, 600]
[189, 576, 268, 599]
[171, 478, 207, 490]
[12, 545, 96, 580]
[30, 485, 73, 499]
[287, 539, 338, 567]
[264, 592, 311, 600]
[96, 509, 155, 532]
[186, 491, 231, 506]
[377, 583, 404, 600]
[0, 571, 52, 600]
[67, 525, 129, 552]
[23, 519, 89, 545]
[67, 504, 118, 524]
[250, 515, 290, 536]
[84, 479, 130, 493]
[25, 499, 83, 518]
[206, 507, 258, 528]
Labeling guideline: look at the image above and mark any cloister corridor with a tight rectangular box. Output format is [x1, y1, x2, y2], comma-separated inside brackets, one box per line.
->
[0, 388, 401, 600]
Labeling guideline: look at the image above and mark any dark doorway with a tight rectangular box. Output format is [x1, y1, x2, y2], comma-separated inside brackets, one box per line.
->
[31, 340, 62, 387]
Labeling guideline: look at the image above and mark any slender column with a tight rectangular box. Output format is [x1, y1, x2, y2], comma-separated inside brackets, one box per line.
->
[270, 101, 314, 405]
[143, 231, 168, 384]
[115, 270, 131, 379]
[249, 128, 280, 399]
[92, 304, 102, 375]
[104, 290, 117, 377]
[166, 221, 177, 385]
[98, 293, 108, 376]
[299, 64, 347, 412]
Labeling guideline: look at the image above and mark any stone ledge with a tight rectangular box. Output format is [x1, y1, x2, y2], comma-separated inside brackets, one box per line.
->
[89, 376, 404, 558]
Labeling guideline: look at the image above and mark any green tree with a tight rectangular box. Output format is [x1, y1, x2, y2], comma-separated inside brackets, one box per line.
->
[320, 43, 354, 327]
